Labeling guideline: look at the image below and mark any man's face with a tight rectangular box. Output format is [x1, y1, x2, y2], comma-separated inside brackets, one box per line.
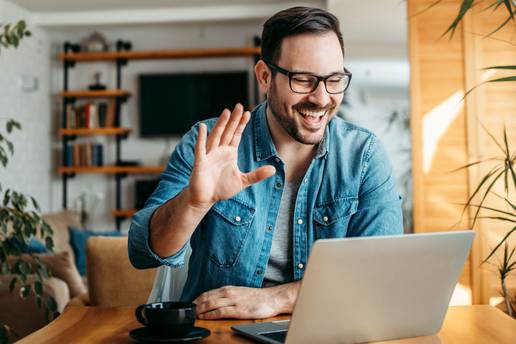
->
[266, 32, 345, 145]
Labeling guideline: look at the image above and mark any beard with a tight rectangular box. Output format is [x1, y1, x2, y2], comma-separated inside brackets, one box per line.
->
[267, 81, 335, 145]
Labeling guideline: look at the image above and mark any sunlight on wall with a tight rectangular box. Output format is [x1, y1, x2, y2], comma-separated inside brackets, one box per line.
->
[449, 283, 472, 306]
[422, 91, 464, 173]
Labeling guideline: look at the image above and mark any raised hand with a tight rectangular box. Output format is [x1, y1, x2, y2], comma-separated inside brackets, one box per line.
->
[188, 104, 276, 209]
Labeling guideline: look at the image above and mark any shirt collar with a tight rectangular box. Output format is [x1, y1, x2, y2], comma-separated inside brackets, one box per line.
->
[253, 101, 330, 162]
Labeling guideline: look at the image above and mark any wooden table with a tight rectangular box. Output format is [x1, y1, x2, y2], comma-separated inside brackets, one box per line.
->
[18, 305, 516, 343]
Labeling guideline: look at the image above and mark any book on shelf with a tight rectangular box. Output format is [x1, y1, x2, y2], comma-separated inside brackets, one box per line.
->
[64, 142, 104, 167]
[65, 101, 116, 129]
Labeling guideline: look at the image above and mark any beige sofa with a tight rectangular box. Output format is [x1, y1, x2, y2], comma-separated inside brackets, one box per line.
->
[0, 211, 87, 341]
[0, 211, 159, 342]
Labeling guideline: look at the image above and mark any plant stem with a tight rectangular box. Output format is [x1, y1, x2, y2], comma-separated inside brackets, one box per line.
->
[501, 278, 514, 317]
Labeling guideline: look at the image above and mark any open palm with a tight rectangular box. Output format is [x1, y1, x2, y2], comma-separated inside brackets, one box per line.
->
[188, 104, 276, 208]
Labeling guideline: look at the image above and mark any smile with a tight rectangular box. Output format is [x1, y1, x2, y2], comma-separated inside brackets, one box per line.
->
[296, 109, 327, 128]
[297, 109, 326, 118]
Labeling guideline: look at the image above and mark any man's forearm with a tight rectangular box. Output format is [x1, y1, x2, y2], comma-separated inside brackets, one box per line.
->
[269, 281, 302, 314]
[149, 187, 211, 258]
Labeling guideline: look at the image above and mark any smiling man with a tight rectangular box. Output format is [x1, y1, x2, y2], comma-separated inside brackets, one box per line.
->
[128, 6, 403, 320]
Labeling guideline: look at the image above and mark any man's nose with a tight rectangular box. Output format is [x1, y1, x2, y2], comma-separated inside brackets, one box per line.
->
[307, 80, 331, 106]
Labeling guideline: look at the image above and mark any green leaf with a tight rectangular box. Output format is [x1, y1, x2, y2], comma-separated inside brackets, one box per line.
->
[45, 236, 54, 251]
[487, 76, 516, 83]
[483, 226, 516, 263]
[486, 13, 513, 37]
[471, 168, 507, 226]
[19, 285, 30, 299]
[409, 0, 444, 18]
[482, 65, 516, 70]
[9, 277, 17, 292]
[18, 260, 30, 275]
[449, 157, 498, 172]
[34, 280, 43, 296]
[466, 203, 516, 217]
[3, 189, 10, 206]
[6, 119, 21, 133]
[6, 140, 13, 155]
[30, 196, 40, 211]
[443, 0, 475, 38]
[46, 296, 57, 313]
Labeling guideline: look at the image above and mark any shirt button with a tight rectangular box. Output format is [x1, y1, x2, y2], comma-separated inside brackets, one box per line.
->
[256, 269, 262, 275]
[298, 263, 304, 269]
[275, 182, 283, 189]
[267, 225, 273, 232]
[323, 216, 329, 223]
[304, 178, 308, 183]
[275, 157, 280, 163]
[235, 216, 241, 222]
[297, 219, 303, 225]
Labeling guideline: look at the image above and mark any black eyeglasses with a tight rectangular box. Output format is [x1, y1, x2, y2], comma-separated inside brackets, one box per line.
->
[265, 61, 352, 94]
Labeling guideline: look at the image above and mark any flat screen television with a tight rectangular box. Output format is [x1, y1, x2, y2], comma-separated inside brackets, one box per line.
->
[139, 71, 250, 137]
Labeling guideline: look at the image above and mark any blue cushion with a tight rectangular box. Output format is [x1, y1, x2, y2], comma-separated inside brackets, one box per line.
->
[68, 226, 125, 275]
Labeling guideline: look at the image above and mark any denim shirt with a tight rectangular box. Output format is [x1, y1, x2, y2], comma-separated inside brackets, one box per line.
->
[128, 102, 403, 302]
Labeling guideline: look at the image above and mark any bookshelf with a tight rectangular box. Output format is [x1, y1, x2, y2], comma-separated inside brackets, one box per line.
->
[59, 41, 261, 229]
[60, 89, 131, 98]
[58, 166, 164, 174]
[59, 128, 132, 136]
[58, 47, 261, 61]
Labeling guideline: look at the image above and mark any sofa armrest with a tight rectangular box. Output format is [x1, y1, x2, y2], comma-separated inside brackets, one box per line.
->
[67, 292, 90, 308]
[0, 274, 70, 341]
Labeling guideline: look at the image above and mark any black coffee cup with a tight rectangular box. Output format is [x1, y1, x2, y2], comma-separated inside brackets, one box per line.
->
[135, 301, 196, 338]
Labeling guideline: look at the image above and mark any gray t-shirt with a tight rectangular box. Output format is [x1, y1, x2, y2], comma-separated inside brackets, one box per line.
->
[262, 179, 301, 287]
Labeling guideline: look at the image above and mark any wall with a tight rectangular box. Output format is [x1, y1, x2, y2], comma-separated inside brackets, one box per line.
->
[0, 0, 53, 212]
[47, 20, 264, 230]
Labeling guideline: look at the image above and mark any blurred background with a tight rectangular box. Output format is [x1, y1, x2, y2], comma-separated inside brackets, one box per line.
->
[1, 0, 515, 315]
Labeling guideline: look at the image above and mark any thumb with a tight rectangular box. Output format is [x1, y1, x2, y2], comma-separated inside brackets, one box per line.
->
[241, 165, 276, 188]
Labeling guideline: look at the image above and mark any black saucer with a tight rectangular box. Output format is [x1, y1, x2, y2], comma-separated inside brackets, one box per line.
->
[129, 326, 210, 343]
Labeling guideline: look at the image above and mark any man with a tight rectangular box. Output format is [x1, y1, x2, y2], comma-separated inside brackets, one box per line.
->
[128, 6, 402, 320]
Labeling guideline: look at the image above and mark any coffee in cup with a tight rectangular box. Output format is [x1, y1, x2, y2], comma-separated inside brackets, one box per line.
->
[135, 301, 196, 337]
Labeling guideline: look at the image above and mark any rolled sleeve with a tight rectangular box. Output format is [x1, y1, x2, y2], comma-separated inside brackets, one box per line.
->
[128, 205, 190, 269]
[347, 135, 403, 237]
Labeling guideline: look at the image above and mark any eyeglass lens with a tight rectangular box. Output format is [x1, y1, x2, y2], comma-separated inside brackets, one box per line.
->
[290, 74, 349, 94]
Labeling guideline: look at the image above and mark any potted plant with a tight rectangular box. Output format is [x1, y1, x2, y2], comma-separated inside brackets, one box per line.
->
[0, 20, 58, 343]
[423, 0, 515, 316]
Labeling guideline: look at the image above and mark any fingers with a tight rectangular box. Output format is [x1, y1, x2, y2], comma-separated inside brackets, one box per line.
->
[196, 297, 234, 315]
[241, 165, 276, 188]
[198, 306, 239, 320]
[194, 123, 207, 164]
[206, 108, 231, 152]
[230, 111, 251, 147]
[219, 104, 244, 146]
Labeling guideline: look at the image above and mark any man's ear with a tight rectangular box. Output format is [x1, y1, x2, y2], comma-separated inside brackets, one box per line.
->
[254, 60, 271, 94]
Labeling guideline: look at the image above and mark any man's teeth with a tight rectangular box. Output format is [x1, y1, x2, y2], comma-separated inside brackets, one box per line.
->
[298, 110, 326, 118]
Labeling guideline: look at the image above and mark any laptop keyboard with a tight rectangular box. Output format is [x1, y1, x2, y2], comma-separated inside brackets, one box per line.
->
[260, 330, 288, 343]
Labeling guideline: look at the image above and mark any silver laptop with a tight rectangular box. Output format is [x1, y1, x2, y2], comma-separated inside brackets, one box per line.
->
[231, 231, 474, 344]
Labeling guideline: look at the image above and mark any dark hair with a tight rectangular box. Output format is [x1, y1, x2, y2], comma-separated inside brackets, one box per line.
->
[261, 6, 344, 64]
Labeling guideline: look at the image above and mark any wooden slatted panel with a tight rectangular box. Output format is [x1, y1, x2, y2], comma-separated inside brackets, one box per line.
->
[408, 0, 472, 303]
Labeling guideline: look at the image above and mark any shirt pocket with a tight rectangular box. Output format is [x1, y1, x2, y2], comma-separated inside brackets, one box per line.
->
[206, 197, 255, 268]
[313, 197, 358, 238]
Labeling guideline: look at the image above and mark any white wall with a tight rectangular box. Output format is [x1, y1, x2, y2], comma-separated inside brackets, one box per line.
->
[0, 0, 53, 212]
[48, 20, 264, 230]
